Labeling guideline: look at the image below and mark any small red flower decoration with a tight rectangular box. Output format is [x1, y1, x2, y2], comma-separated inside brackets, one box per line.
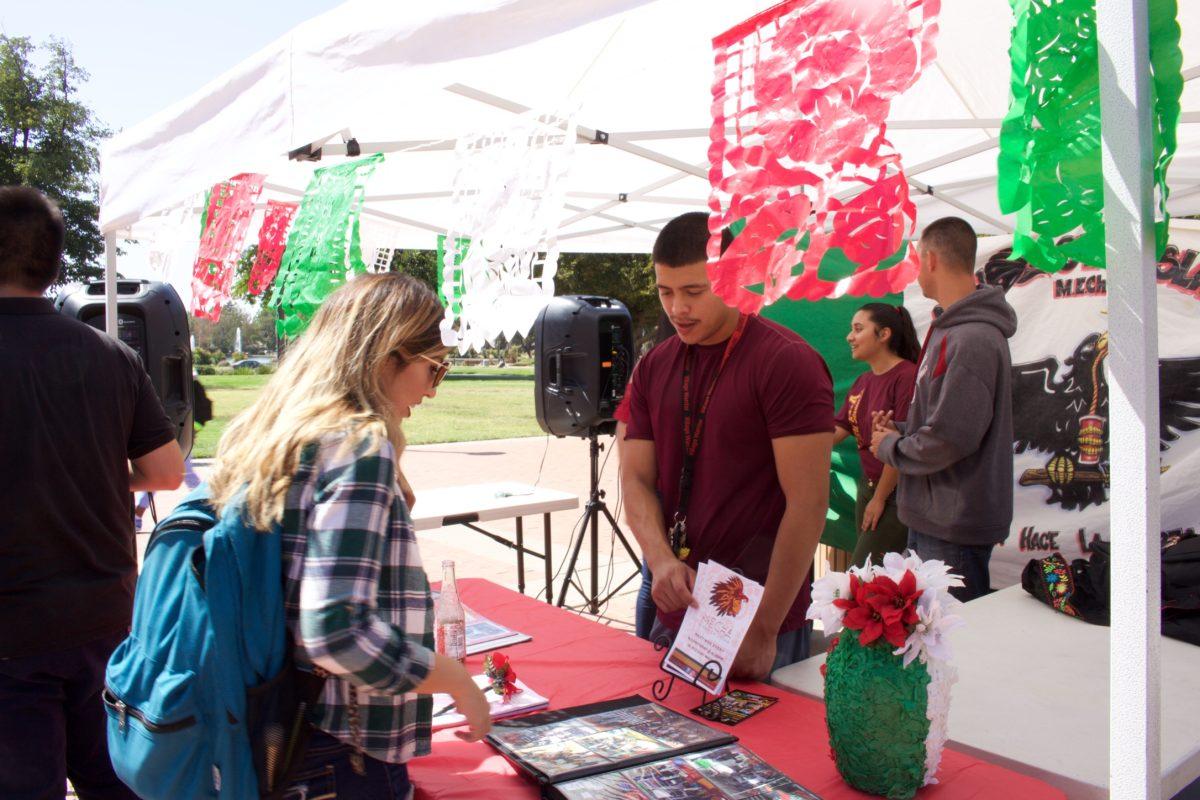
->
[819, 634, 841, 678]
[838, 570, 923, 648]
[483, 652, 521, 702]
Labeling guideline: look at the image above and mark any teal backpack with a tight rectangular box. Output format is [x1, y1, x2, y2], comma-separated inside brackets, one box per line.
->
[104, 485, 324, 799]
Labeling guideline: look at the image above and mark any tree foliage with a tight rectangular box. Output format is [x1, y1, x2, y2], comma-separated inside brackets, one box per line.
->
[386, 249, 663, 351]
[0, 36, 107, 285]
[553, 252, 662, 349]
[387, 248, 438, 289]
[225, 244, 663, 354]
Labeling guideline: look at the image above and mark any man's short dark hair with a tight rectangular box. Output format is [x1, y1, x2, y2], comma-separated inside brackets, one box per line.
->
[652, 211, 734, 267]
[0, 186, 65, 292]
[919, 216, 977, 273]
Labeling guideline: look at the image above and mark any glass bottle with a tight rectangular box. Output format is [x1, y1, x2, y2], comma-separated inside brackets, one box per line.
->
[435, 560, 466, 663]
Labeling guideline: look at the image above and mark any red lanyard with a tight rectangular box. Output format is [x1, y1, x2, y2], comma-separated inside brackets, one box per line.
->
[670, 313, 747, 558]
[682, 313, 748, 457]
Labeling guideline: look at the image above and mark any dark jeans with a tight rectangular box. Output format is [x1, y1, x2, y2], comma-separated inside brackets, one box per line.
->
[0, 631, 137, 800]
[906, 529, 994, 602]
[635, 561, 656, 641]
[284, 729, 413, 800]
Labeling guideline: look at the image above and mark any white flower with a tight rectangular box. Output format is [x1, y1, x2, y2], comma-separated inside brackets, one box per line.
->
[880, 551, 964, 614]
[922, 659, 958, 785]
[894, 601, 964, 667]
[806, 566, 852, 634]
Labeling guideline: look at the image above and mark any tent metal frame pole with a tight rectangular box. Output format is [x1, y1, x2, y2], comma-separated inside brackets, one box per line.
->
[1097, 0, 1161, 798]
[364, 191, 453, 202]
[565, 192, 706, 206]
[1167, 182, 1200, 202]
[558, 219, 678, 242]
[444, 83, 708, 180]
[320, 108, 1200, 157]
[903, 137, 1001, 177]
[562, 203, 663, 234]
[559, 169, 697, 228]
[607, 120, 1012, 140]
[907, 178, 1015, 233]
[103, 231, 118, 338]
[263, 181, 446, 236]
[912, 175, 996, 193]
[830, 138, 1003, 207]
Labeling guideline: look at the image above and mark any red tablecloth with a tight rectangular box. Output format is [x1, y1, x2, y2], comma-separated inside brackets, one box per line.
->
[410, 579, 1065, 800]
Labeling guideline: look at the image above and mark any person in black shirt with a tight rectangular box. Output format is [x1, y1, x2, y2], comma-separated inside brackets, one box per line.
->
[0, 186, 183, 799]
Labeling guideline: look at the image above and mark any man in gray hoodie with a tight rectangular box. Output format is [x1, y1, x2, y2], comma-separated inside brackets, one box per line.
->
[870, 217, 1017, 601]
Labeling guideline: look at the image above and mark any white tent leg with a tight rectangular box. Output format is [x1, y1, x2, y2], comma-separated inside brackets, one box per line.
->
[1097, 1, 1161, 799]
[104, 231, 118, 338]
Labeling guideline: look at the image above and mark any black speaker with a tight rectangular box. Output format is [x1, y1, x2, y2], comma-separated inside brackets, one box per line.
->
[534, 295, 633, 438]
[56, 280, 194, 458]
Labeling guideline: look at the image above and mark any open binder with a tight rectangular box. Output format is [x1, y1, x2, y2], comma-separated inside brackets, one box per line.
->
[485, 695, 822, 799]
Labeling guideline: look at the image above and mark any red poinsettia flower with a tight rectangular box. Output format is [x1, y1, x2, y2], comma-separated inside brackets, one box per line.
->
[832, 574, 863, 613]
[840, 571, 923, 648]
[869, 571, 923, 628]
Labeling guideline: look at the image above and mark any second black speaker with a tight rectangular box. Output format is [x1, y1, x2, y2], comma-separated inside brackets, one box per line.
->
[55, 280, 194, 457]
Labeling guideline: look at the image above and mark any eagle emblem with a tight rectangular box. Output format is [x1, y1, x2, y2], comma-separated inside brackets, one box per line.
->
[710, 576, 751, 617]
[1012, 332, 1200, 510]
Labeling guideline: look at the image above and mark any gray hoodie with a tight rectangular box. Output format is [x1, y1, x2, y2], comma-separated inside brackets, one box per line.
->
[877, 286, 1018, 546]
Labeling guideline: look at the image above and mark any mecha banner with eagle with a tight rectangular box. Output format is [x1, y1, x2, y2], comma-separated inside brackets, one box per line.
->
[905, 231, 1200, 588]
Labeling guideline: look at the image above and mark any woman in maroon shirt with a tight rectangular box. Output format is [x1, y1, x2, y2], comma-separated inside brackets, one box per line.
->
[834, 303, 920, 567]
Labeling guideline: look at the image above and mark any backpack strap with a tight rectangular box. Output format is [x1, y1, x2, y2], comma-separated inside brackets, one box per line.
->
[261, 662, 328, 800]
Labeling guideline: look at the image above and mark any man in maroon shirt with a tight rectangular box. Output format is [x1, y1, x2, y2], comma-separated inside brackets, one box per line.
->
[620, 212, 834, 679]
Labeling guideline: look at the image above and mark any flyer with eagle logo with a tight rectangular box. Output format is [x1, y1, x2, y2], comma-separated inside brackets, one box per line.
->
[904, 231, 1200, 587]
[663, 562, 764, 696]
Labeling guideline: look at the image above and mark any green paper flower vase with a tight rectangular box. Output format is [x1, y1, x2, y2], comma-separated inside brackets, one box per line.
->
[824, 633, 939, 800]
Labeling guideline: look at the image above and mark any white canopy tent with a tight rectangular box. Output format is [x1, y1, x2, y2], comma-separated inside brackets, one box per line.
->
[98, 0, 1200, 253]
[97, 1, 1198, 797]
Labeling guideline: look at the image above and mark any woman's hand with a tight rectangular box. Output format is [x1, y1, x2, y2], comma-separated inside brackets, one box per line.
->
[861, 497, 885, 531]
[450, 671, 492, 742]
[416, 655, 493, 741]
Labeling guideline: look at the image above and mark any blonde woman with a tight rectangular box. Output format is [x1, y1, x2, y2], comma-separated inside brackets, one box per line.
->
[208, 273, 489, 799]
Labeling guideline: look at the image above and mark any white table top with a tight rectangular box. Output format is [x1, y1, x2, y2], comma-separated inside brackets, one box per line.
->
[409, 482, 578, 531]
[771, 585, 1200, 799]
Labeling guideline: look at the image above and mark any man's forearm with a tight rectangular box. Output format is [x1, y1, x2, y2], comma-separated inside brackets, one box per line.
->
[621, 476, 675, 571]
[755, 498, 825, 633]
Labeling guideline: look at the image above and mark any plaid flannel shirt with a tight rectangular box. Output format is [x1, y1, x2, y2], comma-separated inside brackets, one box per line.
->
[281, 432, 435, 763]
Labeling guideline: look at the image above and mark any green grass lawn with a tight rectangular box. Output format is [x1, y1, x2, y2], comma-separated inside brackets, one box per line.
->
[194, 369, 544, 458]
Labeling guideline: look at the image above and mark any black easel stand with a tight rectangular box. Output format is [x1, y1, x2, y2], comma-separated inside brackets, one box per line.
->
[651, 636, 724, 705]
[555, 427, 643, 614]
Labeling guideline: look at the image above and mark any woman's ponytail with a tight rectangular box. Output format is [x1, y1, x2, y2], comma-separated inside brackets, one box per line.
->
[858, 302, 920, 363]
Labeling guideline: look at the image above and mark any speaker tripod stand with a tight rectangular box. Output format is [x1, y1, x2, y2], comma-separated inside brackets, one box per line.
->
[555, 427, 643, 614]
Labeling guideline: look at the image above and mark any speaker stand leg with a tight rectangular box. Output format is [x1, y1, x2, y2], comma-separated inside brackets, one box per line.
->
[557, 428, 643, 615]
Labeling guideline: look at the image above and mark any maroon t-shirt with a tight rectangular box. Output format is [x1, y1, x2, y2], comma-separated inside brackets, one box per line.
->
[834, 360, 918, 482]
[625, 314, 834, 634]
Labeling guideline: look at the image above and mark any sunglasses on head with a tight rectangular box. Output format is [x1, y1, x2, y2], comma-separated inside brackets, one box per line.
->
[419, 354, 452, 388]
